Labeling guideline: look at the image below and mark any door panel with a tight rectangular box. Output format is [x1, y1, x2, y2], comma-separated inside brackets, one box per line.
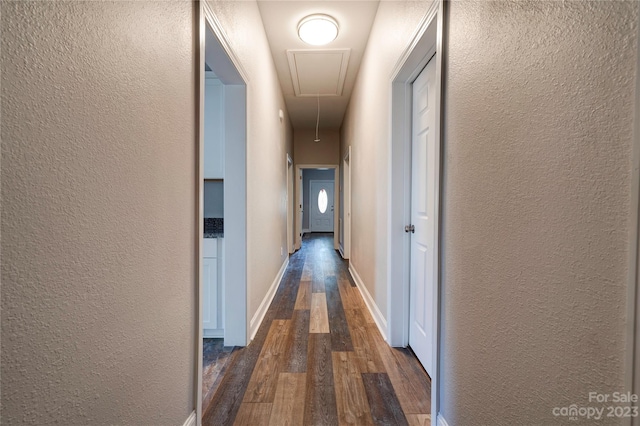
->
[202, 257, 217, 330]
[409, 55, 437, 377]
[310, 180, 334, 232]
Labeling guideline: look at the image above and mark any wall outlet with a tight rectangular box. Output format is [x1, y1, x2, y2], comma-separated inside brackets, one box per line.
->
[281, 246, 284, 256]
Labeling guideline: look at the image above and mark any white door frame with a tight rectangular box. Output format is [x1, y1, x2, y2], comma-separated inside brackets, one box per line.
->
[341, 147, 351, 259]
[295, 164, 339, 251]
[387, 1, 443, 424]
[198, 2, 249, 424]
[287, 154, 294, 254]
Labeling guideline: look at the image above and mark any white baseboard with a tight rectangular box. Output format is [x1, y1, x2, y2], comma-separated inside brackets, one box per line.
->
[183, 410, 196, 426]
[348, 263, 388, 341]
[437, 413, 450, 426]
[302, 228, 310, 235]
[249, 257, 289, 341]
[338, 245, 345, 258]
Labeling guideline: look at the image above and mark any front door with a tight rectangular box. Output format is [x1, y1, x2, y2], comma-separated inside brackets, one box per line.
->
[409, 54, 437, 377]
[310, 180, 334, 232]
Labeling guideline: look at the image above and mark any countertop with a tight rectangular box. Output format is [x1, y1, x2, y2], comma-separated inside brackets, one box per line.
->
[204, 218, 223, 238]
[204, 232, 223, 238]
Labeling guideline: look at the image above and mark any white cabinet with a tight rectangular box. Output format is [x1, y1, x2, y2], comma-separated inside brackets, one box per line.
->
[203, 238, 224, 337]
[202, 257, 218, 330]
[204, 75, 224, 180]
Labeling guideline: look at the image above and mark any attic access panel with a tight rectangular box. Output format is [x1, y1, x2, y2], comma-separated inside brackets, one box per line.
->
[287, 49, 351, 97]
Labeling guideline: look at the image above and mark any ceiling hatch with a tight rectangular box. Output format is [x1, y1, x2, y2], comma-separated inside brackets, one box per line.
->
[287, 49, 351, 97]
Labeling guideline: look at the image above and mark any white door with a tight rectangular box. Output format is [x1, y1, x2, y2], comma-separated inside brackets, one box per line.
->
[310, 180, 334, 232]
[409, 55, 437, 377]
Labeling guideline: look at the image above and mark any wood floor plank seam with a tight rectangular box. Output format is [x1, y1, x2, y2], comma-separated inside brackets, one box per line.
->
[268, 372, 306, 425]
[233, 402, 272, 425]
[243, 319, 291, 403]
[304, 333, 339, 425]
[282, 309, 310, 373]
[362, 372, 410, 426]
[294, 281, 312, 310]
[346, 308, 385, 373]
[325, 275, 354, 352]
[332, 351, 374, 425]
[369, 324, 431, 415]
[274, 252, 306, 320]
[309, 293, 330, 333]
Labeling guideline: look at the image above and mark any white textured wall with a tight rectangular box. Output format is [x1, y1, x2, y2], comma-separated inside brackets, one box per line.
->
[206, 1, 294, 325]
[344, 0, 638, 423]
[1, 2, 196, 425]
[440, 1, 639, 423]
[341, 0, 433, 319]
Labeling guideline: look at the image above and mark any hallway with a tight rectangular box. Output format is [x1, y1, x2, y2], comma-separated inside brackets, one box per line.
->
[203, 233, 431, 425]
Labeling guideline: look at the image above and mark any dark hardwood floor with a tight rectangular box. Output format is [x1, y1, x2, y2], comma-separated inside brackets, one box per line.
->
[202, 339, 237, 411]
[203, 233, 431, 425]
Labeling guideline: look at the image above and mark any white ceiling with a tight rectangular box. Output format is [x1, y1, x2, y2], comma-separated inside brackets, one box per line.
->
[257, 1, 380, 130]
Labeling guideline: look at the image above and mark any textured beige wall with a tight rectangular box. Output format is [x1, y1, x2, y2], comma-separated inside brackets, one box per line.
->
[341, 0, 434, 319]
[1, 2, 196, 425]
[294, 128, 340, 165]
[440, 1, 639, 423]
[205, 0, 294, 326]
[343, 0, 639, 423]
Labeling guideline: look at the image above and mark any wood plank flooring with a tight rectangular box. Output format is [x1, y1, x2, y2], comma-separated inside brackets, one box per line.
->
[202, 339, 237, 410]
[203, 233, 431, 425]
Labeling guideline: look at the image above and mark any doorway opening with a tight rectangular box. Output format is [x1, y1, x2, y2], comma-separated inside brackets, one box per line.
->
[340, 147, 351, 259]
[295, 164, 339, 251]
[198, 1, 248, 422]
[388, 1, 444, 424]
[287, 155, 294, 254]
[308, 179, 334, 232]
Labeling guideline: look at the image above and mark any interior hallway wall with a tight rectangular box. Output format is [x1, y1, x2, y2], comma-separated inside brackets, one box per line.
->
[294, 128, 340, 165]
[294, 128, 340, 244]
[440, 1, 639, 423]
[344, 0, 639, 423]
[340, 0, 434, 320]
[205, 0, 294, 331]
[1, 2, 197, 424]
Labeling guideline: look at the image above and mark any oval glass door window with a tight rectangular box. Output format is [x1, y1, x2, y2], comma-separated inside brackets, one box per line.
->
[318, 189, 328, 213]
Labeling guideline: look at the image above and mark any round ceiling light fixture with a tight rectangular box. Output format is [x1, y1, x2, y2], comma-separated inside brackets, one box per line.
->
[297, 14, 339, 46]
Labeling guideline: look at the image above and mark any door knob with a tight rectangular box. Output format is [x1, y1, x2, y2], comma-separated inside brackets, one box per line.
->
[405, 224, 415, 233]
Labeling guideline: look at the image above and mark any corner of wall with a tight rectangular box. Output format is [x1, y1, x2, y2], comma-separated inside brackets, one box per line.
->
[436, 413, 450, 426]
[182, 411, 197, 426]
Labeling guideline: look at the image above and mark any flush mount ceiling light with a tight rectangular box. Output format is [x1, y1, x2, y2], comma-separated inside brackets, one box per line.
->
[298, 14, 339, 46]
